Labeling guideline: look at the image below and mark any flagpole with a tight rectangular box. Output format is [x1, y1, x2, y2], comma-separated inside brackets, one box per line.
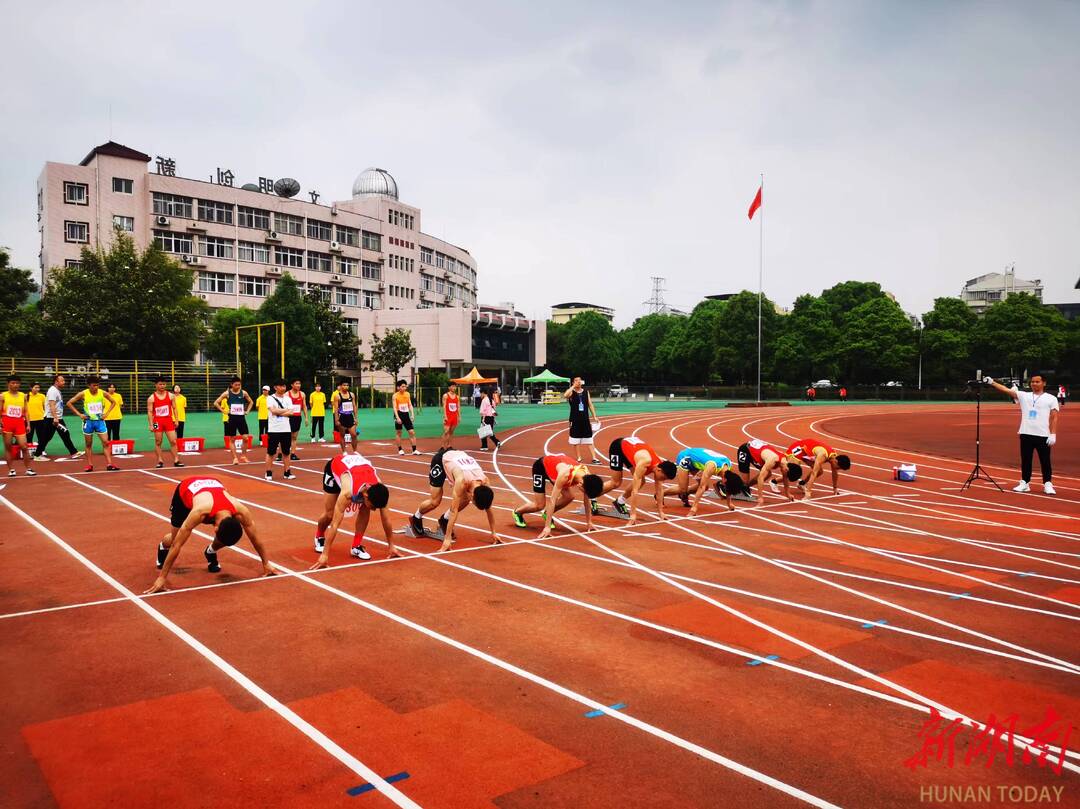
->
[757, 172, 763, 403]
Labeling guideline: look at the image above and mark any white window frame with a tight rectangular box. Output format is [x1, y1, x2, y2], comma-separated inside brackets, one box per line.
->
[336, 287, 359, 307]
[152, 192, 193, 218]
[274, 212, 304, 236]
[112, 177, 133, 194]
[274, 246, 304, 268]
[153, 230, 193, 254]
[238, 241, 270, 263]
[239, 275, 271, 297]
[112, 215, 134, 232]
[64, 182, 89, 205]
[362, 231, 381, 251]
[238, 206, 271, 230]
[198, 199, 234, 224]
[199, 235, 234, 259]
[307, 219, 332, 241]
[198, 271, 234, 294]
[307, 251, 332, 272]
[64, 220, 89, 243]
[335, 225, 358, 246]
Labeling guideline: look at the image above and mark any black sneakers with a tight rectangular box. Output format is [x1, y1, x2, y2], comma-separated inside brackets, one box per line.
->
[283, 470, 296, 480]
[409, 514, 425, 535]
[679, 493, 691, 508]
[157, 542, 168, 569]
[204, 546, 221, 573]
[613, 500, 630, 516]
[437, 515, 449, 536]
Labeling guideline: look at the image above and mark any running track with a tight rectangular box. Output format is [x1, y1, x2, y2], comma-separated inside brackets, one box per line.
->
[1, 403, 1076, 808]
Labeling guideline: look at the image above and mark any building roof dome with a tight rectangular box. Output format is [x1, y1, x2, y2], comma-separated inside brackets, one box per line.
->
[352, 167, 398, 199]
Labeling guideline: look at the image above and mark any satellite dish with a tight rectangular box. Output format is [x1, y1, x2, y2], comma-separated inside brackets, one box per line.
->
[274, 178, 300, 198]
[241, 183, 261, 192]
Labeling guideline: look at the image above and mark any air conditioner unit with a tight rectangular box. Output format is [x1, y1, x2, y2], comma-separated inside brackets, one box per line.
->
[330, 305, 342, 313]
[419, 289, 428, 298]
[181, 254, 203, 265]
[330, 203, 339, 216]
[198, 293, 209, 300]
[377, 281, 386, 290]
[156, 215, 170, 226]
[266, 266, 282, 276]
[266, 230, 281, 241]
[329, 240, 341, 251]
[330, 274, 343, 284]
[188, 220, 206, 231]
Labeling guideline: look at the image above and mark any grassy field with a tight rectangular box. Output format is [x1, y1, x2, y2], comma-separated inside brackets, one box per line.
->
[24, 398, 940, 453]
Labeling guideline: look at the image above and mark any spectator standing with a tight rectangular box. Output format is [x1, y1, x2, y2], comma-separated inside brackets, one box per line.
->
[309, 383, 327, 442]
[33, 374, 83, 460]
[839, 386, 848, 403]
[172, 385, 187, 438]
[264, 381, 296, 481]
[256, 385, 270, 438]
[564, 376, 600, 464]
[985, 373, 1059, 496]
[26, 382, 46, 446]
[473, 385, 482, 409]
[479, 388, 501, 450]
[1058, 384, 1068, 409]
[103, 383, 124, 441]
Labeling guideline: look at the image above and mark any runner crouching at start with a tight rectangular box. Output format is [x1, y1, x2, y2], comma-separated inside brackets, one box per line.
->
[411, 449, 497, 552]
[311, 453, 399, 567]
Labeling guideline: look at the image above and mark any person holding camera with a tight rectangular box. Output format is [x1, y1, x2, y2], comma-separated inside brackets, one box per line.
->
[984, 373, 1059, 495]
[564, 376, 600, 464]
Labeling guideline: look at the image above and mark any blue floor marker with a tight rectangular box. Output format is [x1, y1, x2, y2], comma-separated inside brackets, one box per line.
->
[347, 772, 410, 796]
[948, 592, 971, 600]
[747, 654, 780, 666]
[584, 702, 626, 718]
[860, 619, 888, 629]
[1017, 572, 1034, 578]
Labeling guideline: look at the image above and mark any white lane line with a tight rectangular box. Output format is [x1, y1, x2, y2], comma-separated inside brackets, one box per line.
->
[0, 491, 421, 809]
[58, 473, 841, 808]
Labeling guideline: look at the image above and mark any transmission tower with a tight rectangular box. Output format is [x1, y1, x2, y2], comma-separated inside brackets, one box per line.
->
[644, 276, 667, 314]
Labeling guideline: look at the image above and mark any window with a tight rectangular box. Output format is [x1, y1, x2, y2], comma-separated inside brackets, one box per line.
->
[64, 259, 83, 269]
[152, 192, 193, 218]
[198, 199, 233, 224]
[200, 235, 234, 259]
[153, 230, 193, 254]
[64, 221, 89, 243]
[64, 182, 89, 205]
[238, 241, 270, 263]
[388, 209, 414, 229]
[362, 230, 381, 251]
[112, 177, 133, 194]
[330, 287, 356, 307]
[420, 275, 433, 291]
[274, 212, 303, 236]
[239, 275, 271, 297]
[435, 252, 445, 269]
[112, 215, 134, 232]
[274, 246, 304, 267]
[308, 283, 332, 303]
[362, 290, 381, 309]
[338, 256, 356, 275]
[343, 317, 359, 336]
[335, 225, 358, 246]
[307, 219, 332, 241]
[361, 260, 381, 281]
[420, 246, 433, 264]
[238, 206, 270, 230]
[198, 271, 234, 294]
[308, 251, 332, 273]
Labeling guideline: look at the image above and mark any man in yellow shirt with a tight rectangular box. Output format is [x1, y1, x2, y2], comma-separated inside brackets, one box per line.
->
[309, 382, 327, 442]
[256, 385, 270, 438]
[103, 382, 124, 441]
[392, 379, 420, 456]
[26, 382, 47, 446]
[172, 384, 187, 438]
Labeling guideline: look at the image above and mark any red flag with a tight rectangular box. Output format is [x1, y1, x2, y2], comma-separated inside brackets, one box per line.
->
[747, 185, 762, 220]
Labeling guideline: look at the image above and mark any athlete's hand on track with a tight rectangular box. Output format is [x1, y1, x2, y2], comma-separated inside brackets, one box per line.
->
[689, 506, 698, 517]
[626, 516, 636, 526]
[309, 554, 330, 571]
[143, 578, 167, 594]
[537, 527, 552, 540]
[262, 565, 276, 577]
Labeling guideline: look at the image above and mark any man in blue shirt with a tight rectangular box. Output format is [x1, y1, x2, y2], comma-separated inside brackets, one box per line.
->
[669, 447, 746, 514]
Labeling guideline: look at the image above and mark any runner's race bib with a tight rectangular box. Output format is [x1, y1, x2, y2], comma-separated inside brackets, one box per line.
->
[87, 402, 103, 416]
[187, 479, 224, 495]
[155, 404, 171, 417]
[231, 403, 245, 415]
[448, 402, 458, 412]
[340, 401, 354, 414]
[5, 405, 21, 417]
[398, 403, 410, 412]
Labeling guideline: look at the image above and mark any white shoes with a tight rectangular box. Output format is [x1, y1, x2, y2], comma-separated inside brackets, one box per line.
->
[1012, 481, 1030, 493]
[350, 545, 371, 560]
[398, 448, 405, 456]
[1044, 482, 1056, 496]
[314, 536, 325, 553]
[412, 449, 421, 456]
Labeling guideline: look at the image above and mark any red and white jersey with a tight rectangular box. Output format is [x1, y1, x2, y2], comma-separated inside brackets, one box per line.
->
[152, 392, 173, 418]
[442, 450, 485, 483]
[330, 453, 380, 495]
[744, 438, 785, 468]
[786, 438, 834, 463]
[178, 476, 236, 516]
[619, 436, 660, 470]
[288, 391, 304, 415]
[444, 393, 460, 420]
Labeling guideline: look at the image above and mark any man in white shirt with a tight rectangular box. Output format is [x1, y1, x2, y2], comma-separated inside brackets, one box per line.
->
[32, 374, 83, 460]
[985, 373, 1060, 495]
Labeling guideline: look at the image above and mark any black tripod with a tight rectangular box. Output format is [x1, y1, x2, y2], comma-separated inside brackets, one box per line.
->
[961, 379, 1003, 492]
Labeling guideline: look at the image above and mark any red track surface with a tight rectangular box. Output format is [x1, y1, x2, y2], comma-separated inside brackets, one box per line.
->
[1, 404, 1077, 808]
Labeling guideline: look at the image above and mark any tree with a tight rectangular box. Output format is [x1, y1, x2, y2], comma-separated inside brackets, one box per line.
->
[621, 314, 681, 384]
[820, 281, 886, 320]
[772, 294, 839, 384]
[920, 297, 977, 385]
[0, 247, 52, 355]
[369, 327, 417, 383]
[254, 274, 329, 380]
[713, 291, 781, 385]
[304, 289, 361, 370]
[837, 297, 917, 382]
[39, 233, 207, 359]
[655, 300, 724, 384]
[545, 320, 569, 374]
[203, 307, 258, 365]
[559, 310, 621, 383]
[973, 293, 1067, 376]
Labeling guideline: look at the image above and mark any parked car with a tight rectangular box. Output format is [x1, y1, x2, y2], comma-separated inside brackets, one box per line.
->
[882, 381, 903, 387]
[608, 385, 629, 398]
[812, 380, 833, 388]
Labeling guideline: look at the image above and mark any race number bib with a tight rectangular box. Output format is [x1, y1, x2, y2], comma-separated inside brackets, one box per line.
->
[291, 401, 302, 414]
[340, 401, 354, 414]
[187, 479, 224, 495]
[398, 403, 410, 412]
[458, 455, 479, 469]
[155, 404, 171, 417]
[87, 402, 103, 416]
[5, 405, 21, 417]
[230, 403, 245, 415]
[448, 402, 458, 412]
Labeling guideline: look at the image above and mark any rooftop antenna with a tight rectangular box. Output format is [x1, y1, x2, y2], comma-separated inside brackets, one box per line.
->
[644, 276, 666, 314]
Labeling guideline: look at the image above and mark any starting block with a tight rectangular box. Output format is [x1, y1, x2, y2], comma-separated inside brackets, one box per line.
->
[108, 439, 135, 456]
[893, 463, 918, 482]
[179, 437, 204, 453]
[574, 505, 631, 520]
[395, 523, 446, 540]
[333, 431, 355, 445]
[230, 434, 254, 451]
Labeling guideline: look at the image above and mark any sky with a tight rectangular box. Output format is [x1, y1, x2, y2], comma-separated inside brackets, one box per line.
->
[1, 0, 1078, 327]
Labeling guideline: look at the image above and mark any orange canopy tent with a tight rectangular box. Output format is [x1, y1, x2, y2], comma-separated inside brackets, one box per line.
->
[451, 366, 498, 385]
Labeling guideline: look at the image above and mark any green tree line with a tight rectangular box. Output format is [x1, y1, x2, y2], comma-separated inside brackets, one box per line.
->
[547, 282, 1079, 386]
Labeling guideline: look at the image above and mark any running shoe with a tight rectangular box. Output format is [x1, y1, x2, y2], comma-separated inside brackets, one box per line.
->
[173, 461, 184, 468]
[155, 462, 164, 469]
[437, 514, 449, 536]
[106, 465, 119, 471]
[84, 465, 93, 472]
[1044, 482, 1057, 496]
[412, 449, 421, 456]
[733, 491, 755, 502]
[409, 514, 425, 535]
[769, 480, 780, 493]
[613, 500, 630, 516]
[590, 499, 601, 515]
[265, 470, 273, 480]
[350, 545, 371, 560]
[1012, 481, 1030, 493]
[290, 453, 300, 461]
[713, 481, 725, 498]
[7, 469, 15, 477]
[73, 451, 85, 458]
[157, 543, 168, 569]
[398, 448, 405, 456]
[283, 470, 296, 480]
[204, 547, 221, 573]
[679, 493, 691, 508]
[314, 536, 325, 553]
[37, 450, 49, 458]
[26, 469, 37, 477]
[512, 511, 526, 528]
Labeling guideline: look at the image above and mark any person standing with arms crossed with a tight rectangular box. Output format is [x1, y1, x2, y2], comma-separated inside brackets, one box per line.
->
[441, 382, 461, 449]
[564, 377, 600, 464]
[286, 378, 307, 460]
[33, 374, 83, 461]
[264, 380, 297, 481]
[985, 373, 1060, 495]
[309, 382, 327, 442]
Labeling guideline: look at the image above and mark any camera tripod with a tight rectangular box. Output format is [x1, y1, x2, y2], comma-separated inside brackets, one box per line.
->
[961, 380, 1003, 492]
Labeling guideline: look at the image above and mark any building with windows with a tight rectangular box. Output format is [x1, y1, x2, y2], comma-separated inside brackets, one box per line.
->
[960, 266, 1043, 314]
[550, 302, 615, 324]
[37, 141, 543, 379]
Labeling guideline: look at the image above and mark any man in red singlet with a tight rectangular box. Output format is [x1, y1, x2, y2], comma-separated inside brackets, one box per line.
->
[145, 476, 273, 593]
[146, 376, 183, 469]
[786, 438, 850, 500]
[441, 382, 461, 449]
[286, 378, 307, 461]
[311, 453, 400, 567]
[735, 438, 802, 506]
[600, 436, 678, 525]
[512, 453, 604, 538]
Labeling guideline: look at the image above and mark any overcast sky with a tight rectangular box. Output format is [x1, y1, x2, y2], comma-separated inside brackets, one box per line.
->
[2, 0, 1077, 326]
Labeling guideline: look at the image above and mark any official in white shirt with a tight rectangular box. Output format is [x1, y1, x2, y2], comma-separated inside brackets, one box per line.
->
[985, 373, 1060, 495]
